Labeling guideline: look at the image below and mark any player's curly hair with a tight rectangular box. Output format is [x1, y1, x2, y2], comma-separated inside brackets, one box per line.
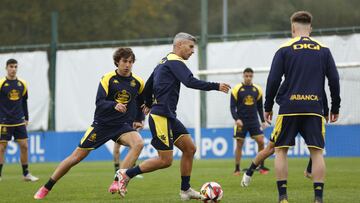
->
[113, 47, 135, 67]
[291, 11, 312, 24]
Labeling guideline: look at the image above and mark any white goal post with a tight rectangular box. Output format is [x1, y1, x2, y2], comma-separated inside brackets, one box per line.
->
[193, 62, 360, 159]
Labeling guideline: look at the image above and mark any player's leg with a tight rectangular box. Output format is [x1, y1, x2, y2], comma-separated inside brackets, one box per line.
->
[251, 129, 269, 174]
[34, 126, 99, 199]
[304, 158, 313, 179]
[113, 142, 121, 173]
[241, 141, 275, 187]
[275, 147, 289, 203]
[116, 131, 144, 169]
[117, 114, 174, 197]
[0, 141, 8, 181]
[300, 116, 326, 203]
[233, 125, 246, 175]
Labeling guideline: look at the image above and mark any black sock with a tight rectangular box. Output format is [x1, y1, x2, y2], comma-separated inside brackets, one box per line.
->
[44, 178, 57, 190]
[246, 162, 258, 176]
[0, 164, 3, 176]
[235, 164, 240, 172]
[181, 176, 191, 191]
[314, 182, 324, 200]
[307, 158, 312, 174]
[22, 164, 29, 176]
[114, 163, 120, 173]
[125, 165, 142, 178]
[277, 180, 287, 198]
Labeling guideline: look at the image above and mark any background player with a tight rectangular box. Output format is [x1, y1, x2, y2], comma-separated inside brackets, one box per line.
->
[0, 59, 39, 182]
[264, 11, 340, 203]
[34, 48, 145, 199]
[230, 67, 269, 176]
[116, 32, 231, 201]
[241, 91, 329, 187]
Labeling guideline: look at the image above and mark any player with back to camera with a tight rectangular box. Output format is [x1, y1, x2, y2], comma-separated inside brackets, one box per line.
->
[230, 67, 270, 176]
[115, 32, 231, 201]
[0, 59, 39, 182]
[263, 11, 340, 203]
[34, 48, 146, 199]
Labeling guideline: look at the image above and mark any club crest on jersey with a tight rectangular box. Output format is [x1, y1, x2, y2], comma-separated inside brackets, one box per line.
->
[87, 133, 96, 142]
[8, 89, 20, 101]
[252, 87, 257, 92]
[4, 83, 9, 87]
[114, 90, 131, 104]
[17, 82, 22, 86]
[113, 79, 119, 84]
[243, 95, 254, 105]
[130, 79, 136, 87]
[240, 88, 245, 92]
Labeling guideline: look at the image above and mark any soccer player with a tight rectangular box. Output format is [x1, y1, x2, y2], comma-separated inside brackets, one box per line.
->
[0, 59, 39, 182]
[264, 11, 340, 203]
[241, 91, 329, 187]
[116, 32, 231, 200]
[34, 48, 145, 199]
[230, 67, 269, 176]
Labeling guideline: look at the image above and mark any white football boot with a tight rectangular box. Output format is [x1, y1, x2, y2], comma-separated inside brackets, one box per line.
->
[179, 188, 202, 201]
[24, 173, 39, 182]
[241, 173, 251, 187]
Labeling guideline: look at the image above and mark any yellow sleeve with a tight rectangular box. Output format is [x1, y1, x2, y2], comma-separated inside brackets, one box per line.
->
[132, 73, 145, 94]
[100, 71, 117, 96]
[253, 84, 263, 101]
[231, 83, 243, 101]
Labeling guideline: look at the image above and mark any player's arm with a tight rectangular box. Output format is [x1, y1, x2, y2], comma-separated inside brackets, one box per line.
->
[322, 90, 329, 122]
[264, 49, 285, 121]
[142, 71, 154, 108]
[169, 61, 230, 92]
[230, 90, 243, 127]
[22, 89, 29, 122]
[256, 96, 265, 123]
[95, 82, 117, 111]
[325, 49, 341, 122]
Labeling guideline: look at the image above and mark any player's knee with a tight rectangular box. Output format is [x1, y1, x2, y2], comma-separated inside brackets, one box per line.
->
[19, 144, 28, 152]
[159, 156, 173, 168]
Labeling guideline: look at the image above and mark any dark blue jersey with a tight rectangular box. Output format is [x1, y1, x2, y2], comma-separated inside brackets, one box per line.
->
[143, 53, 219, 118]
[264, 37, 341, 116]
[230, 83, 265, 126]
[93, 70, 145, 126]
[0, 77, 29, 125]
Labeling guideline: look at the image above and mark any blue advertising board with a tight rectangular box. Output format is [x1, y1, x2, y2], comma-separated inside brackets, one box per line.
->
[4, 125, 360, 163]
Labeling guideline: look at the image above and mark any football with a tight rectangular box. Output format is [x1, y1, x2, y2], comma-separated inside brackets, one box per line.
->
[200, 182, 224, 203]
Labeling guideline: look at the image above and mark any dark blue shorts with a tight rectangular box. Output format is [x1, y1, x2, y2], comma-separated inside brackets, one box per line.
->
[0, 125, 28, 142]
[149, 114, 189, 151]
[270, 115, 325, 149]
[233, 124, 263, 139]
[78, 123, 135, 150]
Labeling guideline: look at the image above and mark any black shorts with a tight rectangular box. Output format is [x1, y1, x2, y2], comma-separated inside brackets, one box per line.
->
[233, 124, 263, 140]
[270, 114, 325, 149]
[0, 125, 28, 142]
[149, 114, 189, 151]
[78, 123, 135, 150]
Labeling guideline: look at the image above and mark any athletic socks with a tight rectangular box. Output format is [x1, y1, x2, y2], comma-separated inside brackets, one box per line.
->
[181, 176, 191, 191]
[125, 165, 142, 178]
[246, 162, 258, 176]
[235, 164, 240, 172]
[114, 163, 120, 173]
[22, 164, 29, 176]
[306, 158, 312, 174]
[314, 182, 324, 201]
[0, 164, 3, 177]
[44, 178, 57, 190]
[277, 180, 288, 200]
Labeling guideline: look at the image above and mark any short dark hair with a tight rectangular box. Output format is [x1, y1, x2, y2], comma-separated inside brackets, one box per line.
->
[291, 11, 312, 24]
[6, 58, 18, 66]
[113, 48, 135, 67]
[243, 67, 254, 74]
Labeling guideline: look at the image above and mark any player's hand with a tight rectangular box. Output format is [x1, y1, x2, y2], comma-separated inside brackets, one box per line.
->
[235, 119, 243, 127]
[329, 113, 339, 123]
[264, 111, 273, 124]
[219, 83, 231, 93]
[133, 121, 144, 131]
[25, 120, 29, 126]
[115, 103, 127, 113]
[261, 122, 269, 129]
[141, 104, 151, 115]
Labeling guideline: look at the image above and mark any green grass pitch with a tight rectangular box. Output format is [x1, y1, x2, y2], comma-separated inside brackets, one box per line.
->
[0, 158, 359, 202]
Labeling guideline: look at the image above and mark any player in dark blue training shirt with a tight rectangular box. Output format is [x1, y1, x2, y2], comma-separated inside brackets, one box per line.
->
[230, 67, 269, 176]
[117, 32, 231, 200]
[0, 59, 39, 182]
[264, 11, 340, 203]
[34, 48, 146, 200]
